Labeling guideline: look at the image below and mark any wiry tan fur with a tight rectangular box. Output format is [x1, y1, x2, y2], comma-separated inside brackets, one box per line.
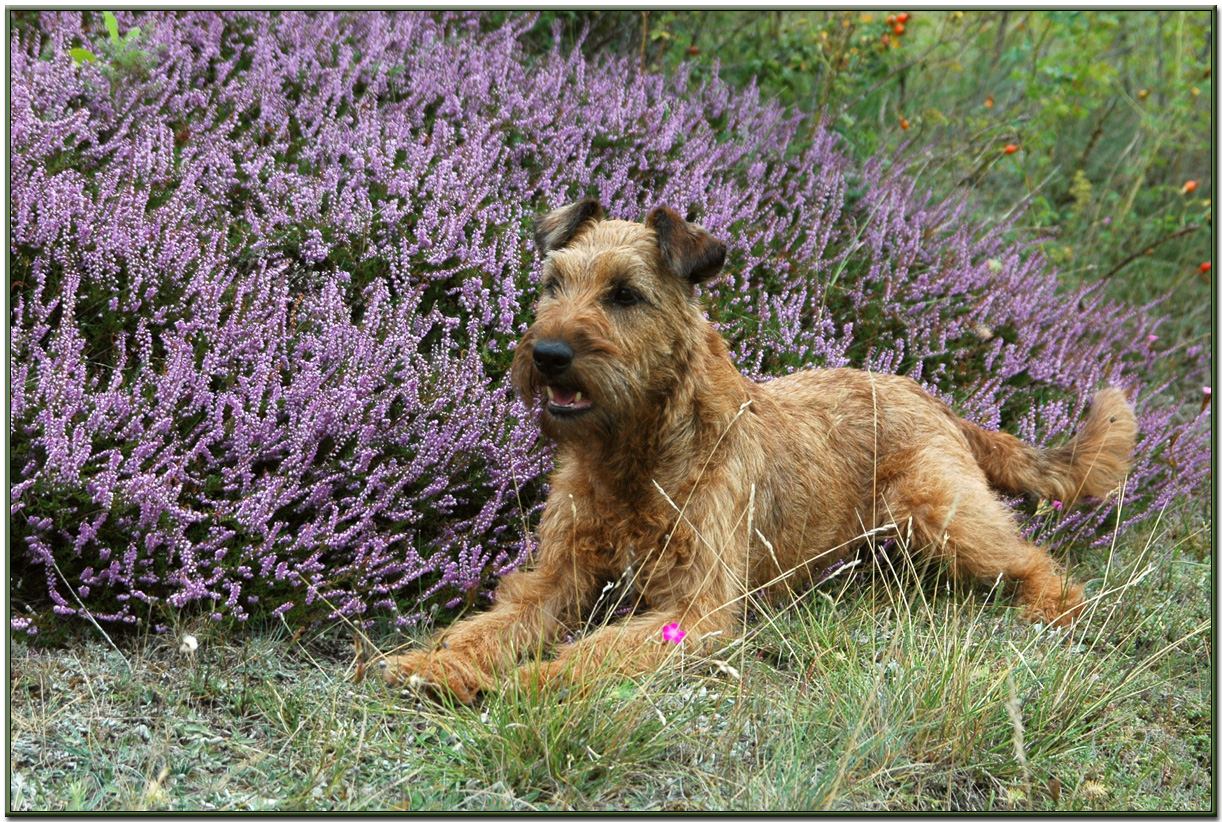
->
[380, 199, 1138, 703]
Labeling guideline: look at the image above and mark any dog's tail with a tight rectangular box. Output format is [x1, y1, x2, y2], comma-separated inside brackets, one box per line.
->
[954, 388, 1137, 507]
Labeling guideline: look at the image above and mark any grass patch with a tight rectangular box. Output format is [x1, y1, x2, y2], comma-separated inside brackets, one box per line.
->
[11, 511, 1211, 811]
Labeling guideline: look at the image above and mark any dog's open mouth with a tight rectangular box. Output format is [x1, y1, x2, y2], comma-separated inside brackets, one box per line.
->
[545, 385, 593, 417]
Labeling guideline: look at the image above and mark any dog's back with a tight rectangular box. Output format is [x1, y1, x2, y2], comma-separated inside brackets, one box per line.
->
[759, 369, 1135, 508]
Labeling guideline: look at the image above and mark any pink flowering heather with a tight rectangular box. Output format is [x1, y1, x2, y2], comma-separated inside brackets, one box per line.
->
[10, 11, 1211, 635]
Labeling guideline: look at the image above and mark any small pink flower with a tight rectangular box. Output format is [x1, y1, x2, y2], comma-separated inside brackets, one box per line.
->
[662, 622, 686, 644]
[1051, 500, 1063, 511]
[1204, 386, 1212, 398]
[1147, 334, 1158, 343]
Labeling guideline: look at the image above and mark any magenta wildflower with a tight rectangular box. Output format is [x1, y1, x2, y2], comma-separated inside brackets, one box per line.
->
[662, 623, 687, 644]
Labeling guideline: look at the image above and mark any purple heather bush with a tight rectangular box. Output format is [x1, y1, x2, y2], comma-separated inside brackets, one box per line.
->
[10, 11, 1211, 635]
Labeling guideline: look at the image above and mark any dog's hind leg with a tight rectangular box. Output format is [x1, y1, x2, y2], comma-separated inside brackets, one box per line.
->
[876, 447, 1085, 626]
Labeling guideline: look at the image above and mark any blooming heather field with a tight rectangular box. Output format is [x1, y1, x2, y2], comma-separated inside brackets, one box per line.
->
[9, 11, 1211, 636]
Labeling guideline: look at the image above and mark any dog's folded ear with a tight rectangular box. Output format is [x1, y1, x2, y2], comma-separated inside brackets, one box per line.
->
[534, 198, 604, 256]
[646, 207, 727, 285]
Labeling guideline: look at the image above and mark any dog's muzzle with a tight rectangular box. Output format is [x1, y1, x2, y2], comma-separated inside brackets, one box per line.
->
[532, 338, 593, 417]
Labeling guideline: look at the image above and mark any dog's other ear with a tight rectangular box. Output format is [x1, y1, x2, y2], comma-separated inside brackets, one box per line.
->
[646, 207, 727, 285]
[534, 198, 604, 257]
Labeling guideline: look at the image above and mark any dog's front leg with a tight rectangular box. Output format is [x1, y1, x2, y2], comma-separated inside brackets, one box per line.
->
[515, 599, 733, 696]
[381, 484, 617, 702]
[515, 494, 753, 694]
[380, 560, 594, 703]
[517, 529, 745, 694]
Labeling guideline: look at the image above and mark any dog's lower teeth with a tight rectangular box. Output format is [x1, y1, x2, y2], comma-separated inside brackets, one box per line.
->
[546, 386, 583, 408]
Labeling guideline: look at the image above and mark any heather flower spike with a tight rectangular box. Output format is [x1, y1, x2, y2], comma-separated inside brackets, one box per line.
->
[662, 623, 687, 644]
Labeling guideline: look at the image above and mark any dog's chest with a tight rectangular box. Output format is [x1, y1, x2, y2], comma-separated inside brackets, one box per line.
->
[582, 492, 678, 583]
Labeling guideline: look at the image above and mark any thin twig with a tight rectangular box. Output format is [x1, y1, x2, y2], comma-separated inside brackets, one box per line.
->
[1102, 224, 1201, 280]
[1075, 97, 1119, 174]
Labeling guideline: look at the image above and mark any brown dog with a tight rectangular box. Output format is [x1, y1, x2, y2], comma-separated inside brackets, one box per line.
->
[380, 199, 1137, 703]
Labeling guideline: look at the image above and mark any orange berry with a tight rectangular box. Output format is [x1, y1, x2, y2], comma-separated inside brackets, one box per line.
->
[1182, 179, 1198, 193]
[893, 22, 905, 35]
[985, 94, 994, 108]
[1200, 262, 1212, 273]
[1003, 144, 1019, 154]
[897, 12, 909, 23]
[886, 14, 896, 24]
[900, 117, 910, 130]
[687, 45, 700, 56]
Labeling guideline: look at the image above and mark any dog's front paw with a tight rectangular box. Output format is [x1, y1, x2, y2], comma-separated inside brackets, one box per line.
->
[379, 649, 485, 705]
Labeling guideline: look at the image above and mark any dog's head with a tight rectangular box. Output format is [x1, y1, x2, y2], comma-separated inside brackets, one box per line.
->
[512, 198, 728, 443]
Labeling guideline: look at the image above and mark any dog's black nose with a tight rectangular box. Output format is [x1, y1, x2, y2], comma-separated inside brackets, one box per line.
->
[533, 339, 574, 378]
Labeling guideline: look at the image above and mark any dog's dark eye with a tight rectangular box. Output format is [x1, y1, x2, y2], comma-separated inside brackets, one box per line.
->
[609, 285, 641, 307]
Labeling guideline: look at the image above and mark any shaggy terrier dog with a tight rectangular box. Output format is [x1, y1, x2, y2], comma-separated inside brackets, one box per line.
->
[380, 199, 1137, 703]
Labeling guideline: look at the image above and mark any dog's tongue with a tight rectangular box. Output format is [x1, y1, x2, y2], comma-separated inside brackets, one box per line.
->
[547, 387, 592, 409]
